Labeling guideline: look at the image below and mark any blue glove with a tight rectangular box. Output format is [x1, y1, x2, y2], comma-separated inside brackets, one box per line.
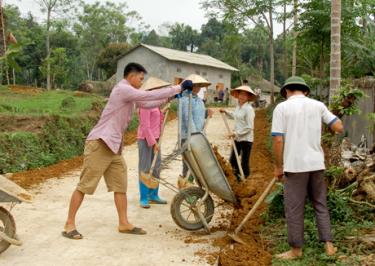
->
[175, 93, 183, 99]
[181, 80, 193, 91]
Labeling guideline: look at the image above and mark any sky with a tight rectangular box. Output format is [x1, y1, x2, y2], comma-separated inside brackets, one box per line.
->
[4, 0, 208, 33]
[4, 0, 283, 35]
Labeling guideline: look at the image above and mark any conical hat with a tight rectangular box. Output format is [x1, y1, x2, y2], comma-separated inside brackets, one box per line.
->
[141, 77, 171, 91]
[230, 85, 256, 101]
[185, 74, 211, 87]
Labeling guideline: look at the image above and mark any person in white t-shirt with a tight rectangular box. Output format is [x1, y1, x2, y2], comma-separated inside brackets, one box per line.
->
[271, 76, 343, 260]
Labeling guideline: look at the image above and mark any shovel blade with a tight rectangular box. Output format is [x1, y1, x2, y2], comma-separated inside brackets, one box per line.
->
[228, 232, 248, 246]
[139, 172, 159, 189]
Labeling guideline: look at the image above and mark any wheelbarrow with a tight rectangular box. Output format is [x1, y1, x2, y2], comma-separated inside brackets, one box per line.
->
[0, 175, 32, 254]
[168, 91, 238, 232]
[170, 132, 238, 232]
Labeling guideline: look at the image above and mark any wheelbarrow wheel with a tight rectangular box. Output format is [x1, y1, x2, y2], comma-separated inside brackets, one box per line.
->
[0, 206, 16, 254]
[171, 186, 214, 231]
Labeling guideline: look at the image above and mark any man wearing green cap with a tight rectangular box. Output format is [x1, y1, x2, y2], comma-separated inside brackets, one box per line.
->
[271, 76, 344, 259]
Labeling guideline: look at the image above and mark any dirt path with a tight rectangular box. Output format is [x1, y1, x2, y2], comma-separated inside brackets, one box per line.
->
[1, 109, 239, 266]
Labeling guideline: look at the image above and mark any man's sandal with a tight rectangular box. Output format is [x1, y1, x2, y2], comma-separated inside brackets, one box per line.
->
[62, 229, 83, 240]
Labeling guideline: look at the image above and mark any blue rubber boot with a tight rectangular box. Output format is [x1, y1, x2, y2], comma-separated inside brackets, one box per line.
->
[139, 181, 150, 208]
[149, 185, 167, 204]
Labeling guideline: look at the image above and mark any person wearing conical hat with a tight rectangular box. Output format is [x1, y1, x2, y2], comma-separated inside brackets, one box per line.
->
[271, 76, 343, 259]
[220, 85, 256, 180]
[178, 74, 213, 189]
[137, 77, 171, 208]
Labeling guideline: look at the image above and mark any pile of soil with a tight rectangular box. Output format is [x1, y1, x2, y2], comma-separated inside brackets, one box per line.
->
[0, 115, 47, 133]
[9, 85, 43, 95]
[10, 156, 84, 189]
[210, 109, 274, 266]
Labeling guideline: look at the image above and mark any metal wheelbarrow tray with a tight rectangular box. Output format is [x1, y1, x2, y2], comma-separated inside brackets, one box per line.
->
[170, 132, 237, 232]
[183, 132, 236, 203]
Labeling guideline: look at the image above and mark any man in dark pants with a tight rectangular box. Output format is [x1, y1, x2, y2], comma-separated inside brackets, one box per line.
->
[271, 76, 344, 259]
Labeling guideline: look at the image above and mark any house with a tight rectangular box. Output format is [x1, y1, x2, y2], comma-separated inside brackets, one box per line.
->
[116, 43, 238, 103]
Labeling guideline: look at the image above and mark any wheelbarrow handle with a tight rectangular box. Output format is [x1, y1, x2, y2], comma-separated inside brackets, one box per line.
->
[0, 231, 22, 246]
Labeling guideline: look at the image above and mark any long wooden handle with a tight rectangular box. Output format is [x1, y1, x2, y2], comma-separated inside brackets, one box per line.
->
[234, 177, 277, 234]
[220, 112, 245, 181]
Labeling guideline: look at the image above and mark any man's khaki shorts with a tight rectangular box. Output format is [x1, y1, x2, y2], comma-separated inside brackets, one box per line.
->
[76, 139, 127, 195]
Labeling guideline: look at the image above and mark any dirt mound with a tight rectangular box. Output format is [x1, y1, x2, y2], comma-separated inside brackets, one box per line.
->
[210, 109, 274, 266]
[0, 115, 47, 133]
[10, 156, 84, 189]
[9, 85, 43, 95]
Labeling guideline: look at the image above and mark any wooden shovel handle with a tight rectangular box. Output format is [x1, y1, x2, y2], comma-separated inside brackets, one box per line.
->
[234, 177, 277, 234]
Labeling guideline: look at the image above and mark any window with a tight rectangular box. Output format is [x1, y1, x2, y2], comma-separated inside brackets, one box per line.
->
[195, 70, 200, 75]
[202, 72, 207, 76]
[219, 74, 223, 79]
[177, 67, 181, 73]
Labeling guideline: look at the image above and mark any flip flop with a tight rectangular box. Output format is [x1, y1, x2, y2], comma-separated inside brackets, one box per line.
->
[118, 227, 147, 235]
[62, 229, 83, 240]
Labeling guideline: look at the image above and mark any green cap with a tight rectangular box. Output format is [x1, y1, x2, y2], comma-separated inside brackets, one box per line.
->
[280, 76, 310, 98]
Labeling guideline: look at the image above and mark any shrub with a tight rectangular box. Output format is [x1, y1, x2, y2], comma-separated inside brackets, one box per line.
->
[0, 115, 97, 174]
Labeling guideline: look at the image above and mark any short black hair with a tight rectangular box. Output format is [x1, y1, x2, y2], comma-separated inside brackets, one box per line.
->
[123, 63, 147, 77]
[243, 79, 248, 84]
[285, 84, 309, 92]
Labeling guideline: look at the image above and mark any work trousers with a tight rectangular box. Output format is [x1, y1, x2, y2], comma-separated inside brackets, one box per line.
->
[229, 141, 252, 177]
[284, 170, 333, 247]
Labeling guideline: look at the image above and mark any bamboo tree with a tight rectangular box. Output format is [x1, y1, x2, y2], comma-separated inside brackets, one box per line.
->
[329, 0, 341, 102]
[292, 0, 298, 76]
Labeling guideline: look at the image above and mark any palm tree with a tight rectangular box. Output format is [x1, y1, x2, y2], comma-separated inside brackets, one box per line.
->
[329, 0, 341, 102]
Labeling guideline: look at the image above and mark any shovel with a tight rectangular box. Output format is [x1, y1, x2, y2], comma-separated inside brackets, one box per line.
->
[139, 104, 170, 189]
[228, 177, 277, 245]
[220, 112, 245, 182]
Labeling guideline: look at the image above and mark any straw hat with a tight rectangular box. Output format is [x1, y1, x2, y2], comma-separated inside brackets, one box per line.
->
[280, 76, 310, 98]
[141, 77, 171, 91]
[230, 85, 256, 101]
[185, 74, 211, 87]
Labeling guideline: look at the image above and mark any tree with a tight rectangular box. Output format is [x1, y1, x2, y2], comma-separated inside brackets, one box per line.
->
[329, 0, 341, 102]
[297, 0, 331, 98]
[74, 1, 140, 80]
[142, 30, 161, 46]
[292, 0, 298, 76]
[97, 43, 130, 78]
[35, 0, 74, 90]
[168, 23, 200, 52]
[40, 47, 68, 88]
[202, 0, 278, 103]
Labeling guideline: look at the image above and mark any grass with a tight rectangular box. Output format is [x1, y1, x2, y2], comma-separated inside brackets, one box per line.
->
[263, 189, 375, 266]
[0, 85, 103, 116]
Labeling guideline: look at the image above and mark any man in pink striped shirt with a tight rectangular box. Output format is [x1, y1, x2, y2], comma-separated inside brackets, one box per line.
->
[63, 63, 186, 239]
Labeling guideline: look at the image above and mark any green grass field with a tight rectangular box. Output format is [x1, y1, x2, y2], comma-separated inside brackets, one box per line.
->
[0, 86, 104, 116]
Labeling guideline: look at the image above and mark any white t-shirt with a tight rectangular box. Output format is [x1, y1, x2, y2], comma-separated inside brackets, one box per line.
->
[197, 87, 207, 100]
[271, 95, 338, 173]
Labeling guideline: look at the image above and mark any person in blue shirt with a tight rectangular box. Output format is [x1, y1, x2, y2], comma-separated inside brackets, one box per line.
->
[178, 74, 212, 189]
